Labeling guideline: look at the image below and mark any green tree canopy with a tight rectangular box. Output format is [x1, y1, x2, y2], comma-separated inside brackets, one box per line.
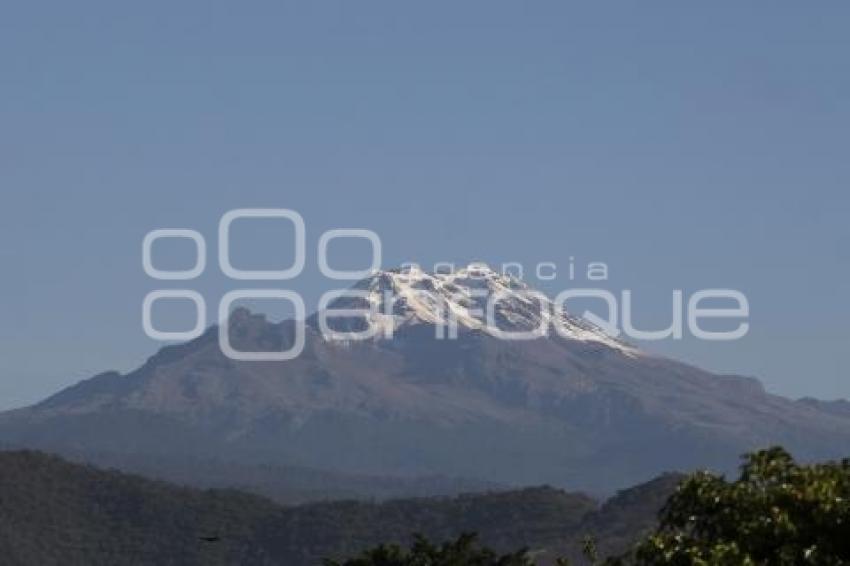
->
[629, 446, 850, 565]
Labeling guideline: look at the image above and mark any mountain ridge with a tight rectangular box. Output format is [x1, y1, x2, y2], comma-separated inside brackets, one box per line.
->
[1, 265, 849, 497]
[0, 449, 681, 565]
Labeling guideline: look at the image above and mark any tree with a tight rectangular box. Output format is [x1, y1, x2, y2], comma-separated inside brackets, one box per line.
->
[323, 532, 534, 566]
[628, 447, 850, 565]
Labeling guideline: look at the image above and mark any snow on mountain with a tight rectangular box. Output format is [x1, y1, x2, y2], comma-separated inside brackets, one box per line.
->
[324, 263, 634, 353]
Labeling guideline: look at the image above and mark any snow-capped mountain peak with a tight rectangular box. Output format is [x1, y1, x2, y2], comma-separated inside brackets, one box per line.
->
[325, 263, 633, 352]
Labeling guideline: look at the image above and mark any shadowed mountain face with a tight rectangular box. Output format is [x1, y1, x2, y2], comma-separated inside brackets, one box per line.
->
[1, 265, 849, 495]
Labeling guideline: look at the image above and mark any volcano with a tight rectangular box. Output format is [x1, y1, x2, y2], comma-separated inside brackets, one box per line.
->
[2, 264, 848, 496]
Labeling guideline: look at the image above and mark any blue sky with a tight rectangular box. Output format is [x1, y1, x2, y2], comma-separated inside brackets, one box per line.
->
[1, 1, 848, 408]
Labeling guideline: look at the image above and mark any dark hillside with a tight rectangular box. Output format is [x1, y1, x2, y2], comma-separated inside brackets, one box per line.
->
[0, 450, 676, 565]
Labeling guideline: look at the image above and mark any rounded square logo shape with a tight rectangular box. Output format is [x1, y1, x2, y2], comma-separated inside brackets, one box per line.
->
[142, 290, 206, 341]
[218, 290, 305, 361]
[317, 229, 382, 280]
[142, 229, 206, 280]
[219, 209, 305, 280]
[317, 289, 382, 341]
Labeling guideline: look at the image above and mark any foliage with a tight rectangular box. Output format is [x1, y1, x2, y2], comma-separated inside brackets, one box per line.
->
[628, 447, 850, 565]
[323, 532, 534, 566]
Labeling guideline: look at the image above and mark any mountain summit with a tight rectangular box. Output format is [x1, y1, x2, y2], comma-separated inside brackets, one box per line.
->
[1, 265, 849, 496]
[325, 263, 631, 352]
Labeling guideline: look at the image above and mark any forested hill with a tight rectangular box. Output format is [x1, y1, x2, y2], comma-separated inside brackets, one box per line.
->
[0, 450, 681, 565]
